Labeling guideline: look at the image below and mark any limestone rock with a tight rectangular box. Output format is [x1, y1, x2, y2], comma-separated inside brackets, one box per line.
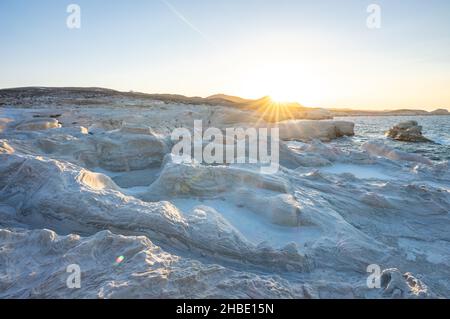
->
[0, 229, 309, 299]
[1, 88, 449, 299]
[380, 268, 434, 298]
[386, 120, 433, 143]
[15, 118, 61, 131]
[277, 120, 355, 141]
[362, 141, 432, 165]
[0, 140, 14, 154]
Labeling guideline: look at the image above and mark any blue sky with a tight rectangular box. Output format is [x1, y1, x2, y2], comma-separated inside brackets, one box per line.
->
[1, 0, 450, 109]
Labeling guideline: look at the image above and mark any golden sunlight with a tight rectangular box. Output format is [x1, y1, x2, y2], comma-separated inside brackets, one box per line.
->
[237, 64, 325, 107]
[262, 81, 324, 107]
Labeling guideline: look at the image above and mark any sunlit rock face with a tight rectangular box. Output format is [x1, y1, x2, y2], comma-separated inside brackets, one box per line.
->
[0, 140, 14, 154]
[277, 120, 354, 141]
[15, 118, 62, 131]
[298, 108, 333, 120]
[0, 88, 449, 299]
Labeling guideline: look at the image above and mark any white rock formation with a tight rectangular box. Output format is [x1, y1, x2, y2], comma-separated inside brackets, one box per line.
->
[0, 90, 448, 299]
[386, 120, 433, 143]
[277, 120, 354, 141]
[0, 229, 312, 299]
[15, 118, 61, 131]
[362, 141, 432, 165]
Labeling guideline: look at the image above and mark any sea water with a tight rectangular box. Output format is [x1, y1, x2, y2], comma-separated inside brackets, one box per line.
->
[332, 115, 450, 161]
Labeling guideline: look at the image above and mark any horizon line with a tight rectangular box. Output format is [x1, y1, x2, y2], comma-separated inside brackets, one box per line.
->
[0, 85, 449, 113]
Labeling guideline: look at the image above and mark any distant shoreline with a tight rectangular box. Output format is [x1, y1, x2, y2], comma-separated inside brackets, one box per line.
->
[332, 114, 450, 117]
[0, 86, 448, 118]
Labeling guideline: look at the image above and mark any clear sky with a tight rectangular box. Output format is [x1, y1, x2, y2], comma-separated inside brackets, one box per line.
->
[1, 0, 450, 110]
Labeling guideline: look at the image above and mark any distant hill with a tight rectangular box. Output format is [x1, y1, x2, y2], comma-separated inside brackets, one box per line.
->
[0, 87, 298, 110]
[430, 109, 450, 115]
[206, 94, 253, 105]
[0, 87, 448, 117]
[330, 107, 449, 117]
[0, 87, 236, 107]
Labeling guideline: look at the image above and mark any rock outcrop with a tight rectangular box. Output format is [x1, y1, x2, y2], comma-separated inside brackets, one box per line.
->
[386, 121, 433, 143]
[0, 88, 449, 299]
[277, 120, 355, 141]
[362, 141, 432, 165]
[380, 268, 434, 298]
[0, 228, 311, 299]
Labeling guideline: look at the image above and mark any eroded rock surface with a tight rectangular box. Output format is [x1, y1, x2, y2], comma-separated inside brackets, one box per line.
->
[0, 89, 448, 299]
[386, 121, 433, 143]
[277, 120, 355, 141]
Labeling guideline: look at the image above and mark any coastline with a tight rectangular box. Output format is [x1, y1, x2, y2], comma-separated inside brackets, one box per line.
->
[1, 87, 449, 298]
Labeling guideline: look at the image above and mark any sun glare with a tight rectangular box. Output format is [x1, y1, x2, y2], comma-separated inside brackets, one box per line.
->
[269, 92, 299, 104]
[265, 83, 324, 106]
[237, 65, 325, 107]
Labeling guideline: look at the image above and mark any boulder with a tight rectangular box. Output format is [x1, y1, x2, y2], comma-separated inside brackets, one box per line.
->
[386, 121, 433, 143]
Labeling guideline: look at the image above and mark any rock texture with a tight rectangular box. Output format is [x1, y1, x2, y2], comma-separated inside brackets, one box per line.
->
[362, 141, 433, 165]
[277, 120, 355, 141]
[386, 121, 433, 143]
[0, 88, 449, 299]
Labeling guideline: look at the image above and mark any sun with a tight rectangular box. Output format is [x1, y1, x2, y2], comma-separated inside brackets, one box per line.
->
[263, 79, 302, 104]
[237, 68, 325, 107]
[268, 80, 325, 106]
[269, 92, 299, 104]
